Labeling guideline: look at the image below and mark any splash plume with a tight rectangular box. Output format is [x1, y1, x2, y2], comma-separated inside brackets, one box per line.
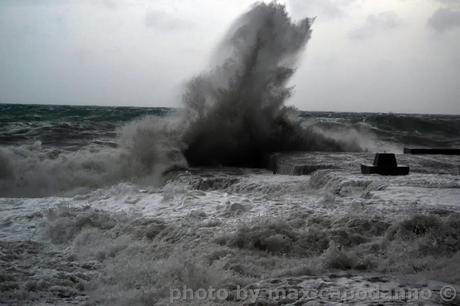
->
[181, 2, 346, 167]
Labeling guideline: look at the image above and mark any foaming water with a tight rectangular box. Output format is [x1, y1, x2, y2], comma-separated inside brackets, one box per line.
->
[2, 165, 459, 304]
[0, 116, 186, 197]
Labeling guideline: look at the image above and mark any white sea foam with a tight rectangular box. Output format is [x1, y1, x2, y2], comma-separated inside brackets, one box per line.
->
[2, 157, 460, 305]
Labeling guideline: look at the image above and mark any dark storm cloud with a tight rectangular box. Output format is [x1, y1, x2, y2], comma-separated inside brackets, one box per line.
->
[349, 11, 403, 40]
[428, 8, 460, 32]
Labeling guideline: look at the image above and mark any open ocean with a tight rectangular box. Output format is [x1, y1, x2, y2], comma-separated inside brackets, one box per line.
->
[2, 103, 459, 149]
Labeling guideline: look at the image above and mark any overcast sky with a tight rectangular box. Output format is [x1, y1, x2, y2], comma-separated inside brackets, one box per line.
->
[0, 0, 459, 114]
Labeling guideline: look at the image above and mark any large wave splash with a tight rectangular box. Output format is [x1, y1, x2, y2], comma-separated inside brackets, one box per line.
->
[0, 3, 363, 197]
[181, 2, 357, 167]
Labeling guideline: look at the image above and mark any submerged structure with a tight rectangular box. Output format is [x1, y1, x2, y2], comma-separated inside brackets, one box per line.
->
[361, 153, 409, 175]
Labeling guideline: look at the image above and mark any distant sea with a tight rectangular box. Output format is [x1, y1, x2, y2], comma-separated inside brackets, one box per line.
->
[1, 103, 459, 149]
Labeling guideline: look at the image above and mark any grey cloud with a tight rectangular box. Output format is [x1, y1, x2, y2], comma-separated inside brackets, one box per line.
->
[435, 0, 460, 6]
[349, 11, 403, 40]
[428, 8, 460, 32]
[144, 10, 193, 31]
[288, 0, 355, 19]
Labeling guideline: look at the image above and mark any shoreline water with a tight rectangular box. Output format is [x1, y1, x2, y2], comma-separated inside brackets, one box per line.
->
[1, 151, 459, 305]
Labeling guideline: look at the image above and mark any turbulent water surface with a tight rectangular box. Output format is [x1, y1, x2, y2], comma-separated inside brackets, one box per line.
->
[1, 106, 460, 305]
[1, 3, 460, 306]
[2, 104, 459, 150]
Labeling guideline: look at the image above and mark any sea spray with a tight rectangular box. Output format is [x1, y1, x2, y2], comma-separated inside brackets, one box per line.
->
[181, 3, 347, 167]
[0, 116, 187, 197]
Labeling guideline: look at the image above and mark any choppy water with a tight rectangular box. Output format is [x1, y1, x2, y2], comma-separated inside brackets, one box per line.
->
[1, 151, 459, 305]
[2, 104, 459, 149]
[299, 111, 460, 149]
[0, 104, 174, 149]
[1, 103, 459, 197]
[1, 106, 459, 304]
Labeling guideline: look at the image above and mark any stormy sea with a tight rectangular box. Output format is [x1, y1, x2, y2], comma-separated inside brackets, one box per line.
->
[1, 3, 460, 306]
